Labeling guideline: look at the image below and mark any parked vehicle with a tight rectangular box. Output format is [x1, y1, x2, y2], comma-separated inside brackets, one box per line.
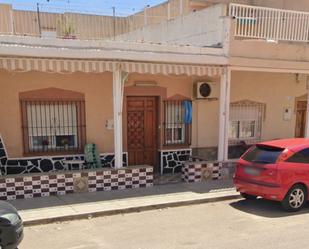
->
[0, 201, 23, 249]
[234, 138, 309, 212]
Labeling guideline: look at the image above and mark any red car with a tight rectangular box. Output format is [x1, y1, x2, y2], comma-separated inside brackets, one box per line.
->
[234, 138, 309, 212]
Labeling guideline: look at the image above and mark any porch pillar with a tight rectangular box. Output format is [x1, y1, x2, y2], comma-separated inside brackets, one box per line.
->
[179, 0, 183, 16]
[218, 68, 231, 161]
[113, 68, 124, 169]
[305, 76, 309, 138]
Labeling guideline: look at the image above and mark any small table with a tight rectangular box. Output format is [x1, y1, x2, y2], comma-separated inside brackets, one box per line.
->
[62, 160, 85, 171]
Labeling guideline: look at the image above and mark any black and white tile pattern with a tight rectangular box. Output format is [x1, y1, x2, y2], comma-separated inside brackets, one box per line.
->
[160, 149, 192, 174]
[0, 166, 154, 201]
[182, 161, 236, 183]
[0, 135, 128, 175]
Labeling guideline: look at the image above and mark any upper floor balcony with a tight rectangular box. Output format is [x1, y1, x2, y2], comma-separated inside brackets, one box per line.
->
[0, 1, 309, 65]
[230, 3, 309, 43]
[228, 3, 309, 66]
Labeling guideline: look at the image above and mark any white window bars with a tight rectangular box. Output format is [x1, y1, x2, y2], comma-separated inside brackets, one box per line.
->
[229, 100, 266, 145]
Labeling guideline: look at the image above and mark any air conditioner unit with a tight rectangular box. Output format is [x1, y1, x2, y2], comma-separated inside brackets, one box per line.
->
[194, 82, 219, 99]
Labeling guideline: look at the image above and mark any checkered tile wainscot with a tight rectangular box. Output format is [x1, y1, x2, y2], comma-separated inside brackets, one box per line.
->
[182, 162, 222, 183]
[0, 166, 153, 201]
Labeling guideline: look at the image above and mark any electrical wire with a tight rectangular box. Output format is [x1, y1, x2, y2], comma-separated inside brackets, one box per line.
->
[0, 0, 166, 16]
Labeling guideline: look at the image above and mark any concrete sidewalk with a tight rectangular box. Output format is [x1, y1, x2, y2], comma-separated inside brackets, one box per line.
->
[9, 179, 240, 226]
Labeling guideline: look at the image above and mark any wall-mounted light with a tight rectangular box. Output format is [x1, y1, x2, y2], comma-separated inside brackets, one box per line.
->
[135, 81, 157, 87]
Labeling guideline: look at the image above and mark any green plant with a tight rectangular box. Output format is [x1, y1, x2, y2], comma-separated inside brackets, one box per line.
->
[61, 138, 69, 146]
[58, 16, 76, 37]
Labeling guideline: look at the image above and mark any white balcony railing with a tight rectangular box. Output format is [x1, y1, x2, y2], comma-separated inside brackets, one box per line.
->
[229, 3, 309, 43]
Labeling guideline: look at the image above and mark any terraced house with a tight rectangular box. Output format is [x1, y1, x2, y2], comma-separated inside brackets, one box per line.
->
[0, 0, 309, 199]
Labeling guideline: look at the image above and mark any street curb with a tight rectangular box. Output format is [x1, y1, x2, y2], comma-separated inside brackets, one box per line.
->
[23, 193, 241, 227]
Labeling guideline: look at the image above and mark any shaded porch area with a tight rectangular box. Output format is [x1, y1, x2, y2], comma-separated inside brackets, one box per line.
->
[0, 52, 229, 200]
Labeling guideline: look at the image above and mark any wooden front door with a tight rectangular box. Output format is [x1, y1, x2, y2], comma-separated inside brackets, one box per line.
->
[127, 96, 158, 171]
[295, 101, 307, 138]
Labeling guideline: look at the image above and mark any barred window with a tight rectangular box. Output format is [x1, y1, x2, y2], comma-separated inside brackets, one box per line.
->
[20, 88, 86, 155]
[163, 100, 192, 146]
[229, 100, 265, 144]
[229, 120, 256, 139]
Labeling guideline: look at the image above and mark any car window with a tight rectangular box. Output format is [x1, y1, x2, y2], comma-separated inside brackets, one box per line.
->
[286, 148, 309, 163]
[242, 145, 284, 164]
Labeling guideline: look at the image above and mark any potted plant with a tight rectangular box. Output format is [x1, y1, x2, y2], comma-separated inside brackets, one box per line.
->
[60, 138, 70, 150]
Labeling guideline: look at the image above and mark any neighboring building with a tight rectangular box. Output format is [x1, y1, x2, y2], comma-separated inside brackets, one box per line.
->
[116, 0, 309, 161]
[0, 0, 309, 178]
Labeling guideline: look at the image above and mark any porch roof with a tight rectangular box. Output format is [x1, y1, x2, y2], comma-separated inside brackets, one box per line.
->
[0, 57, 225, 76]
[0, 35, 226, 76]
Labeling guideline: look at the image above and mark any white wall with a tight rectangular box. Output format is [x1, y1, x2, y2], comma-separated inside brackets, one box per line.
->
[116, 4, 226, 47]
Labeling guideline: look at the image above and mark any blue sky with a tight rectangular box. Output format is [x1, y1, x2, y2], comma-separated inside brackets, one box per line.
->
[0, 0, 166, 16]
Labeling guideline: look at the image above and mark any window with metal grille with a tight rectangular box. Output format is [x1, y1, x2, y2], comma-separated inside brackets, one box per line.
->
[229, 100, 266, 145]
[20, 89, 86, 155]
[163, 100, 192, 146]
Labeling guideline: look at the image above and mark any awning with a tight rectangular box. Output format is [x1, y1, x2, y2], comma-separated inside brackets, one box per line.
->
[121, 61, 224, 76]
[0, 57, 225, 76]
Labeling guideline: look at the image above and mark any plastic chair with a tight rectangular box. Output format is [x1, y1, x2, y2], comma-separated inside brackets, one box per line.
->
[84, 143, 102, 169]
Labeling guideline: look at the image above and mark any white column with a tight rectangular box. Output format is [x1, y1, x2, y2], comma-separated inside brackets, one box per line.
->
[224, 69, 231, 160]
[113, 68, 123, 168]
[218, 68, 231, 161]
[305, 76, 309, 138]
[179, 0, 183, 16]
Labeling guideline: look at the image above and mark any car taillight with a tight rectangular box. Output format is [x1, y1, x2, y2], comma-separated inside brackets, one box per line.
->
[234, 163, 241, 178]
[236, 163, 241, 171]
[277, 148, 295, 162]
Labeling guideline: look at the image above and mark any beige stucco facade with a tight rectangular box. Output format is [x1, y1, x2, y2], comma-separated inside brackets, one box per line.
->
[126, 71, 306, 151]
[229, 30, 309, 65]
[0, 69, 214, 157]
[0, 68, 306, 160]
[0, 0, 309, 165]
[230, 71, 306, 141]
[125, 73, 219, 151]
[0, 70, 114, 157]
[193, 71, 307, 149]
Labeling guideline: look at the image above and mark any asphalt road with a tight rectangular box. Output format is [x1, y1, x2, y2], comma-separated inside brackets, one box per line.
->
[21, 198, 309, 249]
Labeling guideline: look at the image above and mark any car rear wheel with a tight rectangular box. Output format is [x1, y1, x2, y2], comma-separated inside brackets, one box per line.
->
[281, 184, 307, 212]
[240, 193, 257, 200]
